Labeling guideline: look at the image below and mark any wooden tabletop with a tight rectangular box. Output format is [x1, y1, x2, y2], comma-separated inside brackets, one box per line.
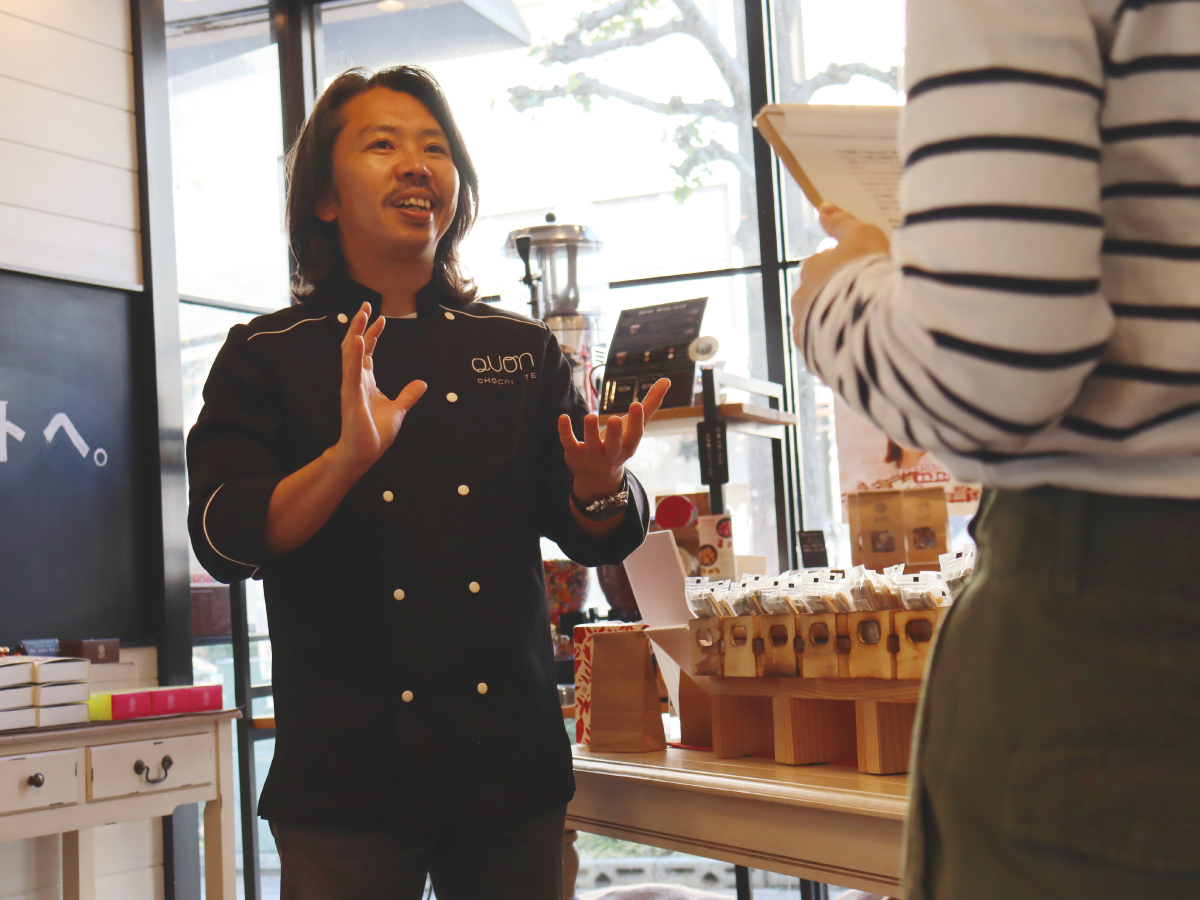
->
[572, 744, 908, 820]
[0, 708, 241, 748]
[570, 745, 908, 892]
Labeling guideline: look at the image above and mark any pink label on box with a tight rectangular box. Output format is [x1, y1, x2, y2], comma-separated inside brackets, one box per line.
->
[151, 688, 190, 716]
[112, 691, 151, 720]
[573, 622, 645, 745]
[188, 685, 222, 712]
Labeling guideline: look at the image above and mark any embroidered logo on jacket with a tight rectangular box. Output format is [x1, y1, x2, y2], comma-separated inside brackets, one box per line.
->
[472, 353, 536, 385]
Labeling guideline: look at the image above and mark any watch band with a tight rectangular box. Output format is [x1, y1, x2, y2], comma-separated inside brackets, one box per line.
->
[571, 475, 630, 521]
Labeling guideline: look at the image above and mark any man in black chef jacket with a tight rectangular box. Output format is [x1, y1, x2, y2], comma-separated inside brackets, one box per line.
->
[186, 65, 667, 900]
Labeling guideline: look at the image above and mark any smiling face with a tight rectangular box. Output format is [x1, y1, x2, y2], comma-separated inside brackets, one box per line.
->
[315, 87, 460, 272]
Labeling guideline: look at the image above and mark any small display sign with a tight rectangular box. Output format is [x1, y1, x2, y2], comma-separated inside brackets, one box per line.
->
[798, 530, 829, 568]
[599, 298, 707, 414]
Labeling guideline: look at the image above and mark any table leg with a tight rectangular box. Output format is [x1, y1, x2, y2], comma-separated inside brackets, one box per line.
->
[204, 718, 238, 900]
[734, 865, 753, 899]
[799, 880, 829, 900]
[563, 829, 579, 900]
[62, 828, 96, 900]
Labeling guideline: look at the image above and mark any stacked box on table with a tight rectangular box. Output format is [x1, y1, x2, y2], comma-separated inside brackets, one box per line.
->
[89, 684, 223, 721]
[0, 657, 92, 730]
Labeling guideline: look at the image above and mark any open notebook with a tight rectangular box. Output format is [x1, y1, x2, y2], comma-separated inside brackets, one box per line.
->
[754, 104, 902, 236]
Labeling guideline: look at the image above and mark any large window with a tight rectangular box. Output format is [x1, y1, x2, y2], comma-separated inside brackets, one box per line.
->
[168, 4, 289, 310]
[319, 0, 784, 570]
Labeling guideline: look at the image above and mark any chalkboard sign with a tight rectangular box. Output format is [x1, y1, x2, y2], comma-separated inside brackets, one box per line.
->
[0, 270, 153, 645]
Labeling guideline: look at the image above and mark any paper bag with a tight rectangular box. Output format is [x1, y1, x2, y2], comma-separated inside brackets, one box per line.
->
[901, 487, 949, 565]
[587, 630, 667, 752]
[858, 489, 906, 571]
[574, 621, 646, 744]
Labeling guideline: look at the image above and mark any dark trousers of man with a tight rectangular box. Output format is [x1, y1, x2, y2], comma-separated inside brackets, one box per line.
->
[271, 803, 566, 900]
[904, 486, 1200, 898]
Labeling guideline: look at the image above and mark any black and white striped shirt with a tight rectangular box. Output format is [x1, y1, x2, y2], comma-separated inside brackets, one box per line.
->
[803, 0, 1200, 498]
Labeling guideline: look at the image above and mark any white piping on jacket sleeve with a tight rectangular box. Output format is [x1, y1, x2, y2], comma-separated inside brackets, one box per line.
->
[202, 484, 258, 573]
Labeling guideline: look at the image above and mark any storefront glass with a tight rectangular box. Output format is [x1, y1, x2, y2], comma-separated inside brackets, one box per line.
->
[318, 0, 761, 284]
[166, 4, 290, 310]
[771, 0, 906, 262]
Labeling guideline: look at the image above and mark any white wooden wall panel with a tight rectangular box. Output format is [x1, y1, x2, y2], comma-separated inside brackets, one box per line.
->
[0, 12, 133, 112]
[0, 889, 58, 900]
[0, 0, 131, 52]
[0, 202, 142, 287]
[0, 141, 139, 231]
[0, 4, 141, 287]
[96, 818, 163, 874]
[0, 75, 137, 171]
[0, 834, 59, 898]
[98, 864, 164, 900]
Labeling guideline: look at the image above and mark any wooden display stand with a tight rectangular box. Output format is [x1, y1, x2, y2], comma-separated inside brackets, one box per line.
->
[692, 606, 949, 774]
[708, 676, 920, 774]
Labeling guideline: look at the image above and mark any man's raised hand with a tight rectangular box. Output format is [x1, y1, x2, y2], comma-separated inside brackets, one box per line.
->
[558, 377, 671, 502]
[337, 303, 426, 474]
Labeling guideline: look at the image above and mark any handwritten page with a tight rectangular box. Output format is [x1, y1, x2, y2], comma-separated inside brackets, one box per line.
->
[755, 105, 903, 235]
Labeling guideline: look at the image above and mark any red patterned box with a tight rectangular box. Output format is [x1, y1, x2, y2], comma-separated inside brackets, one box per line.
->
[573, 621, 646, 745]
[188, 684, 223, 712]
[150, 687, 190, 716]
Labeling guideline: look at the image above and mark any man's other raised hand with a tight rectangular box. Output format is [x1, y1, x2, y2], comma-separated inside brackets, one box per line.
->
[558, 377, 671, 502]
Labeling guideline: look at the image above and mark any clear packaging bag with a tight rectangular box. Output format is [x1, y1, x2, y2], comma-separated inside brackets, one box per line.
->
[728, 580, 766, 616]
[761, 579, 810, 614]
[895, 572, 950, 609]
[799, 571, 851, 614]
[848, 566, 895, 612]
[685, 582, 721, 619]
[939, 546, 976, 599]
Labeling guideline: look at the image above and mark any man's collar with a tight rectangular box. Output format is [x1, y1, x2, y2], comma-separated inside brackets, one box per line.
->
[305, 270, 449, 323]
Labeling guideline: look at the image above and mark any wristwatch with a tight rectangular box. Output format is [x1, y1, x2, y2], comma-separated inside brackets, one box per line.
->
[571, 475, 630, 521]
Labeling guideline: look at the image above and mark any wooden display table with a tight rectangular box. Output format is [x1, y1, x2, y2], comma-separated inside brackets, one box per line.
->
[0, 709, 239, 900]
[569, 744, 906, 895]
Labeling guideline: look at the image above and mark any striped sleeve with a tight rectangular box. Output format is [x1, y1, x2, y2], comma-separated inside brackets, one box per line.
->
[802, 0, 1116, 460]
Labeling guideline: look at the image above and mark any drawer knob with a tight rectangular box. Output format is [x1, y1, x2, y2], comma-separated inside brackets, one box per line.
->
[133, 755, 174, 784]
[27, 773, 44, 788]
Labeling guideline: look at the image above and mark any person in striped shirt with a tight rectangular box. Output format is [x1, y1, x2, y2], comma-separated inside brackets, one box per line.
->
[793, 0, 1200, 895]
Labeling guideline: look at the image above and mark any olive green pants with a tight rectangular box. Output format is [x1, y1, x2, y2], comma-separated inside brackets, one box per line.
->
[904, 487, 1200, 899]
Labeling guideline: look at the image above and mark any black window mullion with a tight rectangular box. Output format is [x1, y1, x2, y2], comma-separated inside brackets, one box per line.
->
[747, 0, 801, 568]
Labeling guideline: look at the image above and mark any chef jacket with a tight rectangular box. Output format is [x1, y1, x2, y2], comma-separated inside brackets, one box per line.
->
[186, 273, 649, 831]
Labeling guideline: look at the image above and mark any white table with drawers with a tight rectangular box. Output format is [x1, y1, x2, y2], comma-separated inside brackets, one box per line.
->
[0, 709, 239, 900]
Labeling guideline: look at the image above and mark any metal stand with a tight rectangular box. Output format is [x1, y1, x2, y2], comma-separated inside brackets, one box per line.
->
[735, 865, 753, 899]
[697, 366, 785, 518]
[800, 879, 830, 900]
[230, 580, 276, 900]
[698, 367, 729, 514]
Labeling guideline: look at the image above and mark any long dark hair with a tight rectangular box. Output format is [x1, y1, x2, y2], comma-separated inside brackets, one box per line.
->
[285, 65, 479, 304]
